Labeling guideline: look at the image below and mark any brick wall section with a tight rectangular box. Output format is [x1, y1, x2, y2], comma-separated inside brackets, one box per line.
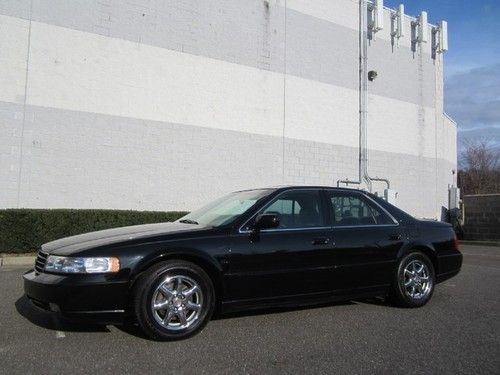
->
[463, 194, 500, 240]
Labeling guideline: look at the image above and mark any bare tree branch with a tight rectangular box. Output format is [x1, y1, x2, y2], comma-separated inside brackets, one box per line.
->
[458, 139, 500, 195]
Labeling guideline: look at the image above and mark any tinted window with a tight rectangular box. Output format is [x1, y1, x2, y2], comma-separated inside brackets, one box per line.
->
[178, 189, 272, 227]
[327, 191, 394, 226]
[259, 190, 325, 229]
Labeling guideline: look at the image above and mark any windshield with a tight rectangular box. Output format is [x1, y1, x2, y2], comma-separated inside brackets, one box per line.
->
[177, 189, 272, 227]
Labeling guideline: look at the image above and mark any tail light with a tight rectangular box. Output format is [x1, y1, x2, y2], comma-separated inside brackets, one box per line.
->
[452, 238, 460, 251]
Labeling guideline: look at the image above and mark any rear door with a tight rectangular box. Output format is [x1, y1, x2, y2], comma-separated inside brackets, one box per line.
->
[325, 190, 404, 291]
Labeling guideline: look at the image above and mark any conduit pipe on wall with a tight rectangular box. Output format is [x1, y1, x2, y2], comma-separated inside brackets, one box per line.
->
[337, 0, 390, 191]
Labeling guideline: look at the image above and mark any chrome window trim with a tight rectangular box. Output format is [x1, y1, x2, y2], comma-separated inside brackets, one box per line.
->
[239, 226, 332, 234]
[238, 188, 326, 234]
[331, 223, 399, 229]
[363, 194, 400, 225]
[238, 188, 400, 234]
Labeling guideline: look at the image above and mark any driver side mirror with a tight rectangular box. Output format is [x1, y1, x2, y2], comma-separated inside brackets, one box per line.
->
[253, 213, 280, 230]
[249, 214, 280, 243]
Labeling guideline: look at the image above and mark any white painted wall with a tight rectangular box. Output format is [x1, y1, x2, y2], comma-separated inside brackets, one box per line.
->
[0, 15, 29, 103]
[0, 0, 457, 219]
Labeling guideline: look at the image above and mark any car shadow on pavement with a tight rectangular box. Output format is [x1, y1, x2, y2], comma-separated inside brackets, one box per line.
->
[213, 299, 371, 320]
[15, 295, 110, 333]
[352, 296, 395, 307]
[114, 300, 365, 340]
[15, 295, 394, 339]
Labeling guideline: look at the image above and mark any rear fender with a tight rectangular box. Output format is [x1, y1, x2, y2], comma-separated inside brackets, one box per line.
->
[396, 241, 438, 274]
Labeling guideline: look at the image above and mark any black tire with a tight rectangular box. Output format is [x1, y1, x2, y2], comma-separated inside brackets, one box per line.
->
[390, 251, 435, 308]
[133, 260, 215, 340]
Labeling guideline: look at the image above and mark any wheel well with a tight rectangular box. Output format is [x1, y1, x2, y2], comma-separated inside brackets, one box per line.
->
[410, 246, 439, 274]
[130, 254, 223, 305]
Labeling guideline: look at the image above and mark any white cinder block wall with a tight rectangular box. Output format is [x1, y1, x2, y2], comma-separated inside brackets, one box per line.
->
[0, 0, 456, 219]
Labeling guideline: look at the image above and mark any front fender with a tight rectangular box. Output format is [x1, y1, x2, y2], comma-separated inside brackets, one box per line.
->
[132, 246, 223, 278]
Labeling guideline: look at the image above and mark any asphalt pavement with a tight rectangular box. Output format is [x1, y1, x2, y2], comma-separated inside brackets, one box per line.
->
[0, 245, 499, 374]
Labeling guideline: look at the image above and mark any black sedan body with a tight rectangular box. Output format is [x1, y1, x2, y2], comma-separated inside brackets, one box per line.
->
[23, 186, 462, 339]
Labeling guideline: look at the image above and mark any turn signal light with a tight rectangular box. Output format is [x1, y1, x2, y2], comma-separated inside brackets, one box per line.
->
[110, 257, 120, 272]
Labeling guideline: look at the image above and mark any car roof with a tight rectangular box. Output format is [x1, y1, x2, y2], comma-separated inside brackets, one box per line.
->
[234, 185, 370, 194]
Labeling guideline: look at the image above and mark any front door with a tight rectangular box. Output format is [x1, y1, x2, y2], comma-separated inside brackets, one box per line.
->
[225, 189, 334, 302]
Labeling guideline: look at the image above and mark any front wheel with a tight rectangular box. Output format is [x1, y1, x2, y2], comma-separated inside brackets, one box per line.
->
[390, 252, 435, 308]
[133, 260, 215, 340]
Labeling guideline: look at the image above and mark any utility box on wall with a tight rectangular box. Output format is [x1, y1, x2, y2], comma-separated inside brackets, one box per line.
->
[448, 187, 460, 209]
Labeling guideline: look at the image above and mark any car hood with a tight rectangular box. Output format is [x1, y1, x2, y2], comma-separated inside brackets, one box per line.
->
[42, 222, 212, 255]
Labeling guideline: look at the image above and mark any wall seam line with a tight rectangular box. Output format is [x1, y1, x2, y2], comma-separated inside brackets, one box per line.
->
[16, 0, 33, 208]
[282, 0, 287, 184]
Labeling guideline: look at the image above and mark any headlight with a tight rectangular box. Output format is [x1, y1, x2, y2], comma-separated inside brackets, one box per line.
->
[44, 255, 120, 274]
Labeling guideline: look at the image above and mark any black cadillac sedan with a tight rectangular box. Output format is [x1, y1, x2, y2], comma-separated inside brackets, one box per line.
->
[24, 186, 462, 340]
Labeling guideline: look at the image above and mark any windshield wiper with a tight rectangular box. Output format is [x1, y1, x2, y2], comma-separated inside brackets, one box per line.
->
[179, 219, 199, 225]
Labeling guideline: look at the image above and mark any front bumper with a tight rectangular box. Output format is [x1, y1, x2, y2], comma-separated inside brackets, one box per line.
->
[23, 269, 130, 318]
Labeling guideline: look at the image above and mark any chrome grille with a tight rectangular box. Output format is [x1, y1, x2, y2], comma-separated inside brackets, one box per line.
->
[34, 251, 48, 273]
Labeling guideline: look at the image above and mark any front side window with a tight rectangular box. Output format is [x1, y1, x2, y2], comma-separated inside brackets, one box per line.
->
[327, 191, 394, 226]
[257, 190, 325, 229]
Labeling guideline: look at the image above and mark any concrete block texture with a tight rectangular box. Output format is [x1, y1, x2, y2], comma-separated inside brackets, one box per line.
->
[0, 0, 456, 219]
[463, 195, 500, 240]
[2, 101, 454, 218]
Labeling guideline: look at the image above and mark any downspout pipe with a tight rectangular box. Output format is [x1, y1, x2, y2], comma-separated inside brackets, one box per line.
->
[337, 0, 366, 189]
[337, 0, 390, 191]
[359, 0, 371, 191]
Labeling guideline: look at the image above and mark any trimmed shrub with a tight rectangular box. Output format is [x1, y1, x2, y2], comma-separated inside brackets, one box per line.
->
[0, 209, 187, 253]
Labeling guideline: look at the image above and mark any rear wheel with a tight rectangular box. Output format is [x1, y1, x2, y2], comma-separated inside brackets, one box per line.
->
[133, 260, 215, 340]
[390, 252, 435, 307]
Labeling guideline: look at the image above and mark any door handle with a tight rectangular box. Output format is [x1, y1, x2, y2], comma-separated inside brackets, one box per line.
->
[389, 234, 402, 241]
[312, 237, 330, 245]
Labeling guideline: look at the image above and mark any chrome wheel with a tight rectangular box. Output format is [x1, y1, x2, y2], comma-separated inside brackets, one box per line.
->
[151, 275, 203, 331]
[403, 260, 432, 300]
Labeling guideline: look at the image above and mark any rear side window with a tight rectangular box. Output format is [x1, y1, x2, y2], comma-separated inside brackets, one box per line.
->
[327, 191, 395, 226]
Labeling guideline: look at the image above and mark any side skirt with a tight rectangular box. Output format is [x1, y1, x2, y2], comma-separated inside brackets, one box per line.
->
[220, 285, 390, 314]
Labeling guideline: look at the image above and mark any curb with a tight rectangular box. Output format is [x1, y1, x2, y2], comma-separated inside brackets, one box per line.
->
[0, 256, 36, 267]
[460, 241, 500, 248]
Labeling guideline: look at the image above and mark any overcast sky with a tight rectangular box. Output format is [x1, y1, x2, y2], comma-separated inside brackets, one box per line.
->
[385, 0, 500, 150]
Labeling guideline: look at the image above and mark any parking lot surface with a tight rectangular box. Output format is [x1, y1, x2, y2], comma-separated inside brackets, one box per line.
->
[0, 245, 499, 374]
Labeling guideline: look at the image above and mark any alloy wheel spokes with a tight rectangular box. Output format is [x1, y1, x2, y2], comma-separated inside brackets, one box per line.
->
[180, 309, 190, 326]
[153, 300, 170, 310]
[160, 284, 175, 299]
[151, 275, 203, 330]
[416, 264, 425, 275]
[187, 301, 201, 311]
[403, 260, 431, 300]
[183, 285, 198, 297]
[163, 309, 175, 324]
[175, 277, 185, 294]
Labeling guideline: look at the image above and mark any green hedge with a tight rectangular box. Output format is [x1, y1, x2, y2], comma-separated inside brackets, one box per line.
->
[0, 209, 188, 254]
